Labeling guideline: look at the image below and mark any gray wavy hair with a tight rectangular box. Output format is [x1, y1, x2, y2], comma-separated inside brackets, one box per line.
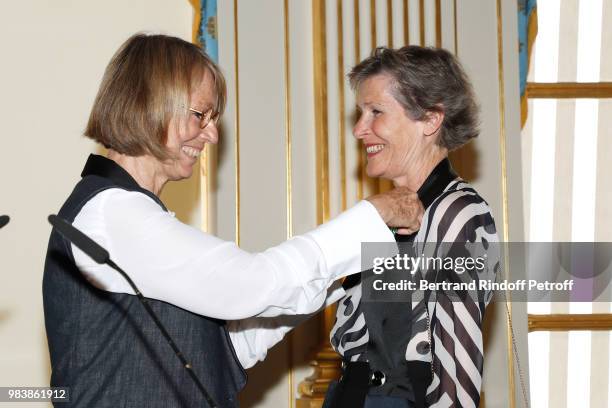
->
[349, 46, 480, 151]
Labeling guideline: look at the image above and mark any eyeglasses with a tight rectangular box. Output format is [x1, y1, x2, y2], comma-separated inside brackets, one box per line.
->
[189, 107, 219, 129]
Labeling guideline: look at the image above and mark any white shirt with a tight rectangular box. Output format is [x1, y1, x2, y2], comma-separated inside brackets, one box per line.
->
[72, 188, 395, 368]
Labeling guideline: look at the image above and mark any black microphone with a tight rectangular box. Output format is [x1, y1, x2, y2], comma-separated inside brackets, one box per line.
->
[47, 214, 218, 408]
[0, 215, 9, 229]
[48, 215, 108, 263]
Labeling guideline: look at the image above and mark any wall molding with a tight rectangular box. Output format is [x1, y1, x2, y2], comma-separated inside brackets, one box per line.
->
[526, 82, 612, 98]
[529, 314, 612, 332]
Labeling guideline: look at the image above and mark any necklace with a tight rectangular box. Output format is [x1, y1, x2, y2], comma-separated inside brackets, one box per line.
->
[426, 303, 434, 382]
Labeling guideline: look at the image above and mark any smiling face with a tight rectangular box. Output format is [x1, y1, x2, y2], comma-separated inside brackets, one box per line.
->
[354, 74, 434, 185]
[161, 70, 219, 181]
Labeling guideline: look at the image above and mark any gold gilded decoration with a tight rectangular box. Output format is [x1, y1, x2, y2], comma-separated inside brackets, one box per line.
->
[419, 0, 425, 45]
[526, 82, 612, 98]
[404, 0, 410, 45]
[529, 314, 612, 332]
[283, 0, 295, 406]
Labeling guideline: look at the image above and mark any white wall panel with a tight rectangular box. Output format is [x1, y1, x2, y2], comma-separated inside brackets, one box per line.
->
[424, 0, 436, 46]
[391, 0, 407, 47]
[0, 2, 193, 407]
[408, 0, 421, 45]
[217, 0, 238, 242]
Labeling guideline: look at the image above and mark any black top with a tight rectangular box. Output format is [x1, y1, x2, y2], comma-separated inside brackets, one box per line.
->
[334, 159, 458, 407]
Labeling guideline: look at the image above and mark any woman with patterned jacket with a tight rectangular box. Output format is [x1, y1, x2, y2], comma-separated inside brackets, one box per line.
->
[325, 46, 499, 408]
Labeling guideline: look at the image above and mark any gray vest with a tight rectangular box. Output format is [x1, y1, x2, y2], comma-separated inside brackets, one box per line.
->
[43, 154, 246, 407]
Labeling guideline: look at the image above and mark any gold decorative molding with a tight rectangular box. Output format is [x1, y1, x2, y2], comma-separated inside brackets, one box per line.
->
[189, 0, 201, 44]
[283, 0, 292, 240]
[528, 314, 612, 332]
[403, 0, 409, 45]
[296, 346, 343, 408]
[312, 0, 330, 225]
[435, 0, 442, 47]
[495, 0, 516, 407]
[370, 0, 377, 49]
[419, 0, 425, 46]
[283, 1, 294, 406]
[526, 82, 612, 98]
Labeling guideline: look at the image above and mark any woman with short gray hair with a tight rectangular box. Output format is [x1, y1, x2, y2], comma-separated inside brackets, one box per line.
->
[348, 46, 480, 152]
[326, 46, 498, 408]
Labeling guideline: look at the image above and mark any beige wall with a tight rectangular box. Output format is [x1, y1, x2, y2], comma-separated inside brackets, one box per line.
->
[0, 1, 194, 406]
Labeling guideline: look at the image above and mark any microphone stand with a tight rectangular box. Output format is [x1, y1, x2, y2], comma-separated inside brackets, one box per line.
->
[0, 215, 9, 229]
[48, 215, 218, 408]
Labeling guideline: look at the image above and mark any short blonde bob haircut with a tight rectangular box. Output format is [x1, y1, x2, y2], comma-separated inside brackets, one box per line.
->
[85, 33, 226, 160]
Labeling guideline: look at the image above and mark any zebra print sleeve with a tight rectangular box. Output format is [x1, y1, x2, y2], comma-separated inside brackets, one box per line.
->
[424, 181, 499, 408]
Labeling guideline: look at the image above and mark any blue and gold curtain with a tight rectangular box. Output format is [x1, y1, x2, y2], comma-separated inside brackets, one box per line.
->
[194, 0, 218, 62]
[518, 0, 537, 127]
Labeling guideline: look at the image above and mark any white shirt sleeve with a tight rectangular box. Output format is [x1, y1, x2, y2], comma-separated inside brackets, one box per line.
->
[72, 188, 394, 320]
[227, 281, 346, 369]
